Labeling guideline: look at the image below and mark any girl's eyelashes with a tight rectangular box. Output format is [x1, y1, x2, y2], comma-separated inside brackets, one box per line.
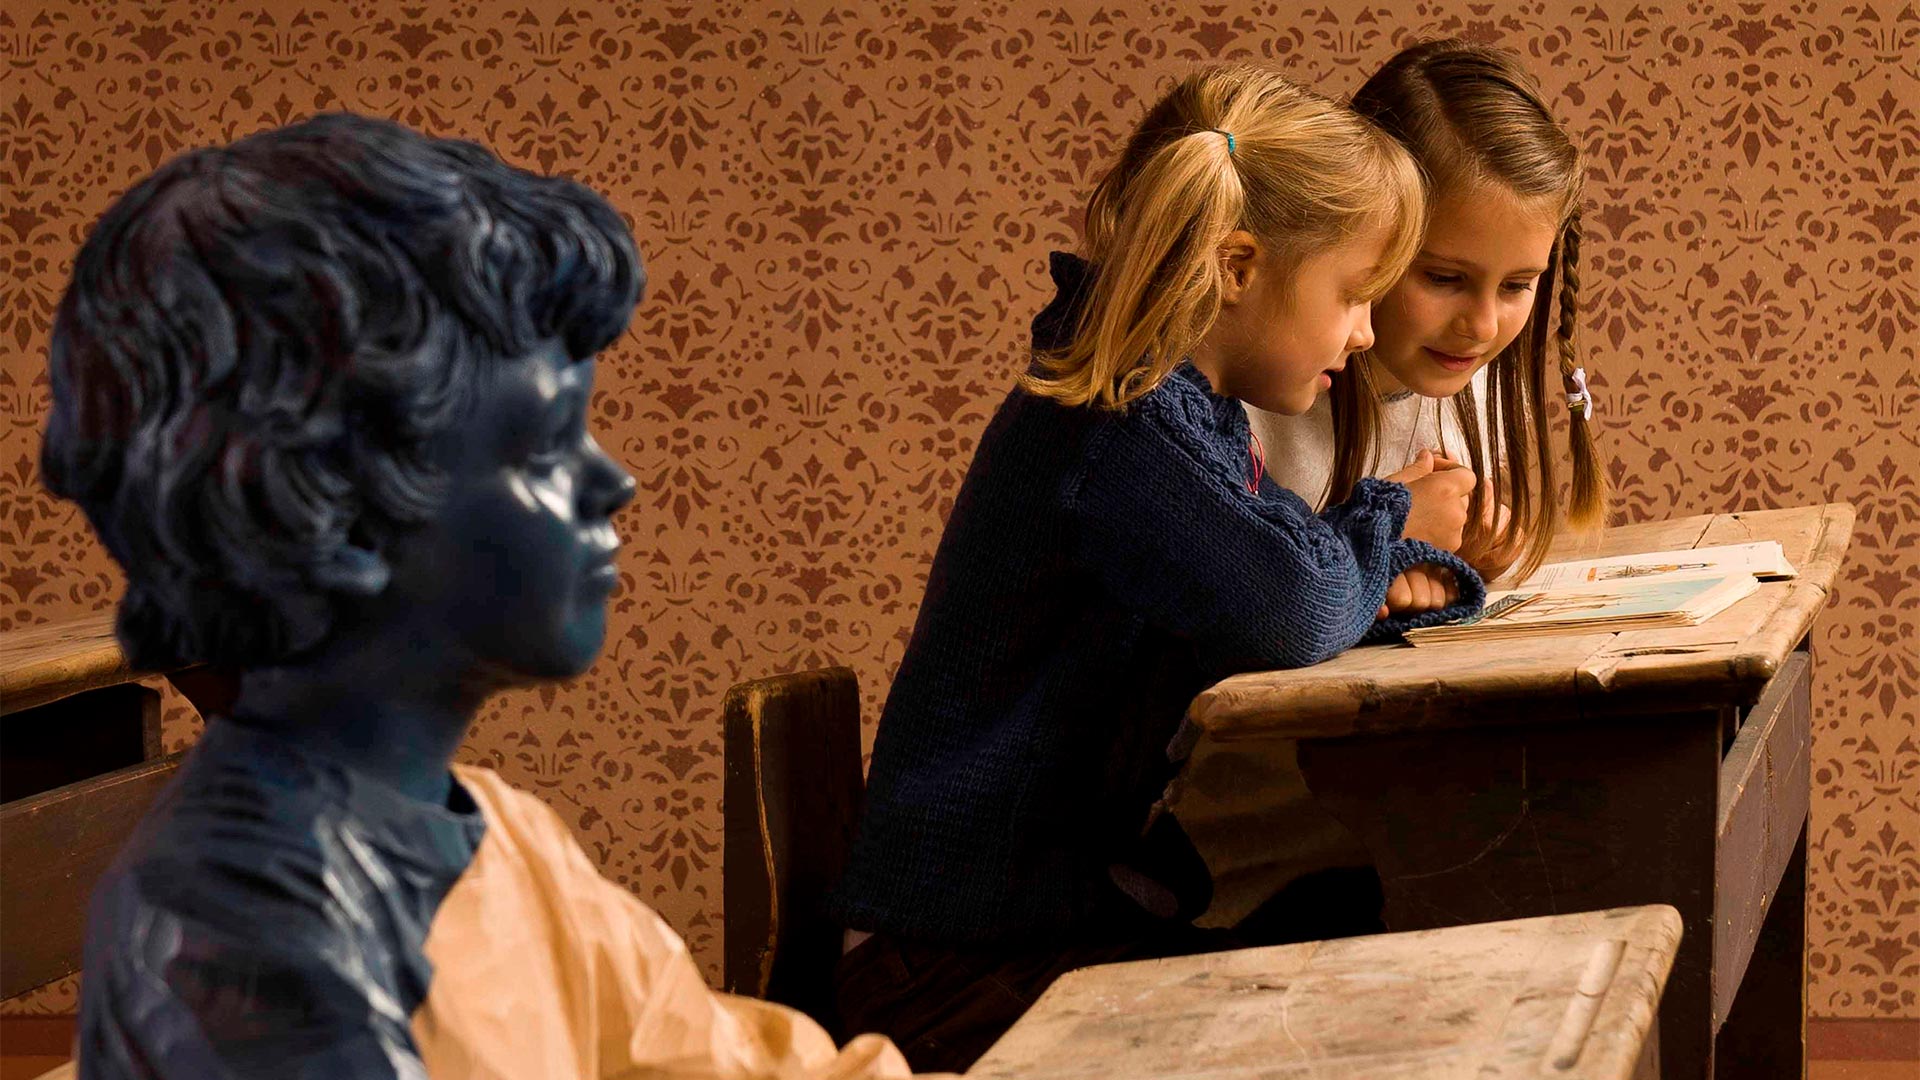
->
[1420, 269, 1539, 294]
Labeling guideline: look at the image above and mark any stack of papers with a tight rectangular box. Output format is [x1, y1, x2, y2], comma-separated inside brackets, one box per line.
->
[1404, 541, 1793, 647]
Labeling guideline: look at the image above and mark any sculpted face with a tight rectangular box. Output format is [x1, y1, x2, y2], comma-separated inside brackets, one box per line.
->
[379, 341, 637, 683]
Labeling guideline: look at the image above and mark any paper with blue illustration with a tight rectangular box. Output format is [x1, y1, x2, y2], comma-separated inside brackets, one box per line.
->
[1403, 571, 1760, 646]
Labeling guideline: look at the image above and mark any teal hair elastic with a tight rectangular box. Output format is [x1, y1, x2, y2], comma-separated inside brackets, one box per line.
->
[1208, 128, 1236, 155]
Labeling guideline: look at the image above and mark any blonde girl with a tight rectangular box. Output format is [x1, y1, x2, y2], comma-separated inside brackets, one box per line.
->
[827, 64, 1482, 1073]
[1249, 39, 1607, 596]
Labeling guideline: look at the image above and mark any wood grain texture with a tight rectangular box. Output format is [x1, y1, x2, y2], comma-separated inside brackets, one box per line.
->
[969, 905, 1684, 1080]
[1713, 832, 1808, 1078]
[1295, 706, 1727, 1077]
[1526, 516, 1718, 573]
[0, 613, 128, 717]
[0, 755, 182, 998]
[1187, 504, 1854, 743]
[1713, 654, 1811, 1028]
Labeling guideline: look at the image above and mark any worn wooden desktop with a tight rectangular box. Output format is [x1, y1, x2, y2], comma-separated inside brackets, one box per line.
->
[1176, 504, 1852, 1080]
[2, 611, 140, 717]
[972, 905, 1683, 1080]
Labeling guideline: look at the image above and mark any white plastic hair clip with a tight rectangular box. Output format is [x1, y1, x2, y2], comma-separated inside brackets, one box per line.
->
[1565, 366, 1594, 422]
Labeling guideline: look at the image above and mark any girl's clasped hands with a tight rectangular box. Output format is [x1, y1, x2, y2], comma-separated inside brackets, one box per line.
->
[1376, 449, 1519, 619]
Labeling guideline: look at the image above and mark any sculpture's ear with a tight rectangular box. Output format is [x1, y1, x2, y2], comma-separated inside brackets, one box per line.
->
[310, 544, 391, 596]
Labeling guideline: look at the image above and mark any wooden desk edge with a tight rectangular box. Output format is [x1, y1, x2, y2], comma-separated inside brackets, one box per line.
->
[1, 648, 136, 717]
[1578, 503, 1852, 697]
[1588, 904, 1687, 1078]
[1, 611, 132, 717]
[971, 905, 1687, 1080]
[1187, 503, 1855, 742]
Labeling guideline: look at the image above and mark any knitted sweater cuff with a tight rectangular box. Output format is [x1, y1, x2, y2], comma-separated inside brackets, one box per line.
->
[1320, 476, 1412, 535]
[1363, 539, 1489, 642]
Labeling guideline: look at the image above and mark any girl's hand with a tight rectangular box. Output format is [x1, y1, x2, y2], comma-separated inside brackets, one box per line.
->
[1388, 449, 1475, 552]
[1375, 565, 1460, 620]
[1457, 481, 1526, 582]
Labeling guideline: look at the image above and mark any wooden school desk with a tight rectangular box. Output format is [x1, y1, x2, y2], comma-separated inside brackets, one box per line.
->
[1, 611, 193, 998]
[972, 905, 1683, 1080]
[1174, 504, 1853, 1080]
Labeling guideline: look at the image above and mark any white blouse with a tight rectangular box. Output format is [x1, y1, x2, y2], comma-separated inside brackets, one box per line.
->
[1246, 365, 1492, 510]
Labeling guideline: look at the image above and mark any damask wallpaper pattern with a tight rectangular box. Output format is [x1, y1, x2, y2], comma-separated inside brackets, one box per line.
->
[1, 0, 1914, 1029]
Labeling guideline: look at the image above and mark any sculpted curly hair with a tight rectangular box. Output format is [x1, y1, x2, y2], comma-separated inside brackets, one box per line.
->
[42, 112, 644, 670]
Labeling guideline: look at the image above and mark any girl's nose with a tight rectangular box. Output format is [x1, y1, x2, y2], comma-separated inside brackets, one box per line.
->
[1349, 306, 1376, 353]
[1455, 292, 1498, 343]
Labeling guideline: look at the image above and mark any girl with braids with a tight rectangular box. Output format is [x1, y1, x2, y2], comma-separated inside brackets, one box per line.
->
[1247, 38, 1608, 605]
[826, 65, 1484, 1072]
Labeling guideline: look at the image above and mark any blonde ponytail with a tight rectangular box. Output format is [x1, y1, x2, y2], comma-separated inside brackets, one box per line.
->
[1025, 66, 1424, 410]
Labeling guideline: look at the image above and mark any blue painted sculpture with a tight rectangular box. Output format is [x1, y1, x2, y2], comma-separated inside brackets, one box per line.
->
[43, 114, 916, 1080]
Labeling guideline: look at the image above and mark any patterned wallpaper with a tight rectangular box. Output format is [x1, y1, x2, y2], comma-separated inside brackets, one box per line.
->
[2, 0, 1914, 1025]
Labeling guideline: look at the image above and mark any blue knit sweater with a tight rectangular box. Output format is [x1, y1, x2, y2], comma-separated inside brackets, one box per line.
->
[827, 252, 1485, 946]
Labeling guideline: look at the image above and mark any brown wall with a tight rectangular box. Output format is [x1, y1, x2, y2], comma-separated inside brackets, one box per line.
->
[2, 0, 1914, 1029]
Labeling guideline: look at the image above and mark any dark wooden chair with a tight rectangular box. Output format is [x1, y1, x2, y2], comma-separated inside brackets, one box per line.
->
[721, 666, 864, 1027]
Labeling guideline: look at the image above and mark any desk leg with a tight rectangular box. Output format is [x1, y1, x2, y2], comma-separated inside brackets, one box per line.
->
[1298, 712, 1724, 1080]
[1712, 826, 1807, 1077]
[1709, 652, 1812, 1077]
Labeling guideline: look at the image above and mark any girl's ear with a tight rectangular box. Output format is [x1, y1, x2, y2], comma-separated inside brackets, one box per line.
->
[1218, 229, 1260, 306]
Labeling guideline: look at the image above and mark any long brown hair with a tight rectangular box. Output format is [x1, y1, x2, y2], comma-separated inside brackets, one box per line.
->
[1023, 65, 1424, 409]
[1329, 40, 1606, 579]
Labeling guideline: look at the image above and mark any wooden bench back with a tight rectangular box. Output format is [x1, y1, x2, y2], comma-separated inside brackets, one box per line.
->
[721, 667, 863, 1026]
